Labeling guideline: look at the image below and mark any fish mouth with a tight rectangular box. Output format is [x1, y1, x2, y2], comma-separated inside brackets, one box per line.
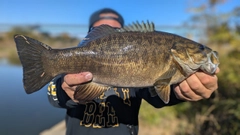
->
[200, 51, 219, 74]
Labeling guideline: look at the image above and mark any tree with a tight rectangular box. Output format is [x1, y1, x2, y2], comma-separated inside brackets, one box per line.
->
[176, 1, 240, 134]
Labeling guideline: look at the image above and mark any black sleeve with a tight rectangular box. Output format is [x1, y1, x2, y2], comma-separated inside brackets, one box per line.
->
[47, 75, 79, 109]
[136, 86, 184, 108]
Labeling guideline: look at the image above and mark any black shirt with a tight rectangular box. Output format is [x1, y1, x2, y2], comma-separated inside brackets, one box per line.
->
[47, 76, 183, 135]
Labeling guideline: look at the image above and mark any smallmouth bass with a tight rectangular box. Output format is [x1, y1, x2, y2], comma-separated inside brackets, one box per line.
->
[14, 21, 219, 104]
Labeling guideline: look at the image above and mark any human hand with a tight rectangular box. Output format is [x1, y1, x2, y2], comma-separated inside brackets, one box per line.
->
[61, 72, 93, 102]
[173, 67, 220, 101]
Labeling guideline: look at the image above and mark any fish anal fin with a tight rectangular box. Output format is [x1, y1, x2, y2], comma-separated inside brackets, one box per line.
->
[74, 82, 110, 102]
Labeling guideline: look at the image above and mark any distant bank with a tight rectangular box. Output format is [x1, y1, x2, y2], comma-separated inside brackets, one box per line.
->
[0, 24, 203, 41]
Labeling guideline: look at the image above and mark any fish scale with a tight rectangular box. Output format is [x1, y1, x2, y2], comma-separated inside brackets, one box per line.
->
[14, 21, 219, 104]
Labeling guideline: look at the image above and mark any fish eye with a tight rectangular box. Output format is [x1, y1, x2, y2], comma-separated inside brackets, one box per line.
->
[199, 45, 205, 50]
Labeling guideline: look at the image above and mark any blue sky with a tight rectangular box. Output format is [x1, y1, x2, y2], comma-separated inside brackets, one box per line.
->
[1, 0, 239, 26]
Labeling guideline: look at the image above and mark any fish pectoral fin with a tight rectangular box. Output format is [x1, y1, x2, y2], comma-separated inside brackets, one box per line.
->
[154, 74, 173, 104]
[149, 87, 158, 97]
[156, 66, 177, 80]
[74, 82, 110, 103]
[150, 68, 176, 98]
[152, 67, 176, 103]
[154, 84, 171, 104]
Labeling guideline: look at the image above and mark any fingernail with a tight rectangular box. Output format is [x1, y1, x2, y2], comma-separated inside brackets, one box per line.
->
[85, 73, 92, 80]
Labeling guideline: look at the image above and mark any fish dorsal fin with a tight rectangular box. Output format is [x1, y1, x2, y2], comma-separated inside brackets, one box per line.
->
[88, 25, 117, 37]
[120, 21, 155, 32]
[80, 21, 155, 46]
[80, 25, 119, 46]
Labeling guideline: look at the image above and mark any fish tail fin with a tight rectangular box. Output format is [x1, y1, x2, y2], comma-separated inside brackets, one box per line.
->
[14, 34, 54, 94]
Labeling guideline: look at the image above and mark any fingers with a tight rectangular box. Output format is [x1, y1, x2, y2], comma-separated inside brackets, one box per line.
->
[63, 72, 93, 86]
[174, 77, 203, 101]
[61, 72, 93, 102]
[174, 68, 220, 101]
[195, 68, 219, 90]
[215, 67, 220, 74]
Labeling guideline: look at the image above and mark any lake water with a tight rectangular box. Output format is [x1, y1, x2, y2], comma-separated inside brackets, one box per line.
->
[0, 59, 65, 135]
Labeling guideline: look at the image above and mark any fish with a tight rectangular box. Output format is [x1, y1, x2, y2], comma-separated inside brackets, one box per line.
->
[14, 21, 219, 104]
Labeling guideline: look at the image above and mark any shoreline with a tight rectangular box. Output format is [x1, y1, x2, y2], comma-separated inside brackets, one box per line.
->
[40, 120, 66, 135]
